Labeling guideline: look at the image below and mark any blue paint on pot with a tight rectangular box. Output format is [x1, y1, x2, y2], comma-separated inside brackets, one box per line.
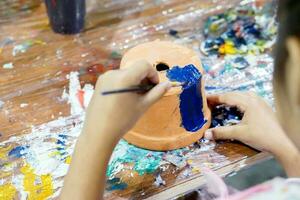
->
[166, 64, 206, 132]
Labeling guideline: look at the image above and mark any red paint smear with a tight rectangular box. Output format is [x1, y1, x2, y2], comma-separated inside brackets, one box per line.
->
[86, 63, 105, 74]
[51, 0, 57, 7]
[77, 90, 85, 109]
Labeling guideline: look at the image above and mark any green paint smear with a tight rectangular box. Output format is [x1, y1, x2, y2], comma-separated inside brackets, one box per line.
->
[106, 140, 164, 178]
[110, 51, 122, 59]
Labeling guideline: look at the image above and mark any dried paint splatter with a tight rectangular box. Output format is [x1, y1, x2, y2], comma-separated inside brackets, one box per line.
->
[12, 40, 46, 56]
[203, 54, 274, 105]
[200, 2, 277, 56]
[0, 1, 277, 198]
[0, 70, 249, 197]
[3, 62, 14, 69]
[0, 37, 14, 54]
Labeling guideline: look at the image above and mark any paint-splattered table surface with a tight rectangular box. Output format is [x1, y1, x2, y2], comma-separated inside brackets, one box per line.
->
[0, 0, 276, 199]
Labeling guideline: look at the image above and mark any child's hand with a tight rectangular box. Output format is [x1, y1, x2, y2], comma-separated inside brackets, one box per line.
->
[82, 60, 171, 143]
[204, 92, 290, 154]
[205, 92, 300, 177]
[61, 60, 172, 200]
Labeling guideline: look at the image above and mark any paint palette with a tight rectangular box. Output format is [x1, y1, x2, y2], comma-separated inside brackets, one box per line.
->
[200, 3, 277, 56]
[120, 41, 211, 151]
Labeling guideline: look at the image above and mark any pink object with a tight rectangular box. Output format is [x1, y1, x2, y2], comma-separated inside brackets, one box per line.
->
[202, 167, 229, 199]
[77, 90, 85, 109]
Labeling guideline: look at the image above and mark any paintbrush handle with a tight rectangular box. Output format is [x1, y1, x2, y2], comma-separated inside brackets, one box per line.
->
[101, 82, 184, 95]
[101, 84, 155, 95]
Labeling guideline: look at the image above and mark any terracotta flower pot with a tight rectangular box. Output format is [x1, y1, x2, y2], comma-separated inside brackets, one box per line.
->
[121, 41, 211, 151]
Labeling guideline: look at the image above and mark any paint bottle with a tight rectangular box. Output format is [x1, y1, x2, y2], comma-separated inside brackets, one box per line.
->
[45, 0, 86, 34]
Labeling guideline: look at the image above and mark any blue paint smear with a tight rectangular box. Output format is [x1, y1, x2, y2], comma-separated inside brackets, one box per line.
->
[107, 178, 128, 191]
[57, 134, 68, 146]
[211, 105, 243, 127]
[8, 146, 26, 158]
[56, 134, 68, 159]
[57, 140, 65, 146]
[166, 64, 207, 132]
[58, 134, 68, 139]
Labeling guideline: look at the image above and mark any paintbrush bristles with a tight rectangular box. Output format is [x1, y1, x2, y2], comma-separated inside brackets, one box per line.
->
[170, 82, 185, 87]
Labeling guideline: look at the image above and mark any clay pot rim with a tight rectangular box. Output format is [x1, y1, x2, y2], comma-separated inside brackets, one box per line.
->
[123, 108, 212, 151]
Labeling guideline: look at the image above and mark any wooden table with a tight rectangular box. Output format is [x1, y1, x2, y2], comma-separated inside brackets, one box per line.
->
[0, 0, 272, 199]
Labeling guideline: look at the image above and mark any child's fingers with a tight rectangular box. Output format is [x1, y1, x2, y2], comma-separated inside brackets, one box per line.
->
[204, 125, 247, 141]
[126, 60, 159, 84]
[141, 82, 171, 107]
[207, 92, 250, 111]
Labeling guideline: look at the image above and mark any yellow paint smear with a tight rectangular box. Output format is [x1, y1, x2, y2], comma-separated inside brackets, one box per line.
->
[0, 145, 12, 159]
[192, 167, 201, 173]
[0, 171, 11, 179]
[0, 183, 16, 199]
[48, 151, 60, 157]
[21, 164, 53, 200]
[219, 41, 237, 55]
[32, 39, 46, 46]
[65, 156, 72, 164]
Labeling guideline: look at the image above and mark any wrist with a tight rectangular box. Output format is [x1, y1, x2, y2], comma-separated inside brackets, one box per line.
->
[271, 134, 298, 160]
[275, 143, 299, 164]
[76, 130, 119, 164]
[81, 121, 123, 145]
[272, 136, 300, 177]
[267, 127, 292, 155]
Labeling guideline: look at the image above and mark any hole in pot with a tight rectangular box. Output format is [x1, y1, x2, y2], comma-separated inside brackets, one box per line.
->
[156, 62, 170, 71]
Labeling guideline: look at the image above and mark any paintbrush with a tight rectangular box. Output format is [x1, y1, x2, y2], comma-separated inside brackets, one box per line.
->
[101, 82, 185, 95]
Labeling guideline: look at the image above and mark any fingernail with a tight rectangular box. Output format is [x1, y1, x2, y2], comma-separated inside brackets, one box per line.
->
[204, 129, 213, 140]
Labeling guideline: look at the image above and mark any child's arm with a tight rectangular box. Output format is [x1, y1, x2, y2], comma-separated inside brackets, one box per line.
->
[205, 92, 300, 177]
[60, 60, 171, 200]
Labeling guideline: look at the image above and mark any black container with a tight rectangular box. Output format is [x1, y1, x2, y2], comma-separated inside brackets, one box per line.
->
[45, 0, 85, 34]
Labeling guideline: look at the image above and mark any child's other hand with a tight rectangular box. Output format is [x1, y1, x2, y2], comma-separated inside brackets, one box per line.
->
[204, 92, 290, 154]
[83, 60, 171, 143]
